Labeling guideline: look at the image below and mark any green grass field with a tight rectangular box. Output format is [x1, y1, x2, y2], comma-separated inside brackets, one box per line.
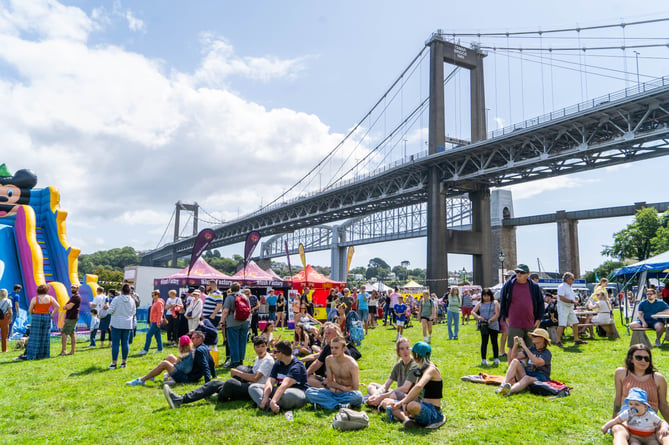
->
[0, 313, 654, 444]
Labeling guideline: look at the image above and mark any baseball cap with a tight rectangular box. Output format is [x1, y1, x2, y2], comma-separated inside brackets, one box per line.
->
[411, 341, 432, 359]
[514, 264, 530, 274]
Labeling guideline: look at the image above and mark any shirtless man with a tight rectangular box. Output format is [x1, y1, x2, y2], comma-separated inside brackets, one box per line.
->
[305, 336, 363, 409]
[305, 323, 349, 388]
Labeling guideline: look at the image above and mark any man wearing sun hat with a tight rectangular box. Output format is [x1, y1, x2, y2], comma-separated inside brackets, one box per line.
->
[500, 264, 545, 349]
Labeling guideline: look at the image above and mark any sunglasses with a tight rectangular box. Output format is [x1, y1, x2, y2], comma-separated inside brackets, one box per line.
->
[634, 355, 651, 362]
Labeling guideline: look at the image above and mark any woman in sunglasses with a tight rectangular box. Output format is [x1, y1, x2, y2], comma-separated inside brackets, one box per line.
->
[611, 344, 669, 444]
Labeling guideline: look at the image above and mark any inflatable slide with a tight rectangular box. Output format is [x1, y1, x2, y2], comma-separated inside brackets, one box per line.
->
[0, 165, 95, 334]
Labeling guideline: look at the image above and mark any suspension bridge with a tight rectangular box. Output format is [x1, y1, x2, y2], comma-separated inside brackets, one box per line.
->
[142, 19, 669, 295]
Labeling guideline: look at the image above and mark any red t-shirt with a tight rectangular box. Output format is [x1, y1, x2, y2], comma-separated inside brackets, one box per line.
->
[662, 288, 669, 304]
[507, 281, 534, 328]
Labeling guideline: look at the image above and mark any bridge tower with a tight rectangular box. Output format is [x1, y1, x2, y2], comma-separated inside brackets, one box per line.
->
[171, 201, 199, 266]
[427, 32, 490, 295]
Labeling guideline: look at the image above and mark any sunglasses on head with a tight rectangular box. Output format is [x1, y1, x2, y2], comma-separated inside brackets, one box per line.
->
[634, 354, 651, 362]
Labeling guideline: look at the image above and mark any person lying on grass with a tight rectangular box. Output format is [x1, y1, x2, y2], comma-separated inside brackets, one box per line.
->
[366, 337, 418, 409]
[126, 331, 213, 386]
[496, 328, 552, 396]
[391, 342, 445, 429]
[163, 335, 274, 409]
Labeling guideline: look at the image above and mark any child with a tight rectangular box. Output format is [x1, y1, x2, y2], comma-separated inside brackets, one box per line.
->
[394, 296, 408, 342]
[88, 309, 100, 347]
[261, 321, 280, 350]
[601, 387, 662, 445]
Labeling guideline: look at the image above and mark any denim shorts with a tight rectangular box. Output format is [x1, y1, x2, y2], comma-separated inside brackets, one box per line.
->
[413, 401, 444, 426]
[358, 309, 369, 320]
[170, 369, 190, 383]
[525, 369, 549, 382]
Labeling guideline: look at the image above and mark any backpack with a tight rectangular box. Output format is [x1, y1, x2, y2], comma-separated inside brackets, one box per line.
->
[331, 408, 369, 431]
[349, 320, 365, 346]
[233, 293, 251, 321]
[528, 379, 571, 398]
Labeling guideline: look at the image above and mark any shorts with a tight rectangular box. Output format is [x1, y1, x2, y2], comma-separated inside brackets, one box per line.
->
[498, 317, 508, 334]
[524, 369, 549, 382]
[507, 327, 532, 348]
[557, 304, 578, 327]
[357, 309, 369, 321]
[461, 307, 472, 316]
[412, 401, 444, 426]
[396, 320, 405, 327]
[170, 369, 190, 383]
[62, 318, 77, 335]
[421, 316, 432, 322]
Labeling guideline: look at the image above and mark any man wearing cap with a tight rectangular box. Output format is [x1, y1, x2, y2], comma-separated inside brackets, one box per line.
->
[556, 272, 587, 347]
[500, 264, 545, 349]
[59, 283, 81, 356]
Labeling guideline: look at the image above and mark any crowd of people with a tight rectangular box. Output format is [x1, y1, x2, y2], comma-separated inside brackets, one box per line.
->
[6, 264, 669, 439]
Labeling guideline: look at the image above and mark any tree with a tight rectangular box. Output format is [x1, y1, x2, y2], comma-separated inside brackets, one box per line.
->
[583, 260, 625, 283]
[602, 207, 667, 261]
[368, 257, 390, 269]
[78, 246, 139, 275]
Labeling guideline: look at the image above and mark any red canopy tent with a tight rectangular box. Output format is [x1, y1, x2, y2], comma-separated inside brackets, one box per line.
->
[290, 265, 345, 306]
[229, 260, 288, 288]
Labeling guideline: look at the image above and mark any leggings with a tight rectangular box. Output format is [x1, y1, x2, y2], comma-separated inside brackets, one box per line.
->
[480, 328, 499, 359]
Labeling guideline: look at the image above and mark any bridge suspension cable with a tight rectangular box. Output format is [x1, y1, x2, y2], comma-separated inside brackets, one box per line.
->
[250, 45, 430, 215]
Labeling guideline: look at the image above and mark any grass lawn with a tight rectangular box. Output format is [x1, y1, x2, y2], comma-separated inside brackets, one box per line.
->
[0, 313, 656, 444]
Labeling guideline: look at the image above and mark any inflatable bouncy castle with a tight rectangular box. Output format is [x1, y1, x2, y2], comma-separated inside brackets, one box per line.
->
[0, 164, 95, 333]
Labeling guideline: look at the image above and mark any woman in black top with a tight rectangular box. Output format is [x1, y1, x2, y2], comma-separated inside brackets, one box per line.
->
[392, 342, 445, 429]
[276, 294, 286, 329]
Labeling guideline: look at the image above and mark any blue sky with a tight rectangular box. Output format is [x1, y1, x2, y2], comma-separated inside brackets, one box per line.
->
[2, 0, 669, 278]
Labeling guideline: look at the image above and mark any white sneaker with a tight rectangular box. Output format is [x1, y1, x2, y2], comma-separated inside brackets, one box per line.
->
[481, 359, 490, 366]
[137, 350, 148, 355]
[493, 358, 500, 365]
[500, 382, 511, 396]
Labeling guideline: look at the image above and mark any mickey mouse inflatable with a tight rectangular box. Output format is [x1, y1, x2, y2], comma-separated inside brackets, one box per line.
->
[0, 164, 38, 218]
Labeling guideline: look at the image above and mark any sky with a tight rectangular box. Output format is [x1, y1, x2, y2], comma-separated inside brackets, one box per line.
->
[2, 0, 669, 278]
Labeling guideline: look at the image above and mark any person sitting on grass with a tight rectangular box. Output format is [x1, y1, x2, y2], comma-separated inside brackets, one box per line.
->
[292, 323, 311, 357]
[249, 340, 309, 414]
[305, 335, 363, 410]
[163, 335, 275, 408]
[261, 321, 280, 350]
[126, 331, 213, 386]
[305, 323, 349, 388]
[602, 387, 663, 444]
[391, 342, 445, 429]
[366, 337, 417, 409]
[496, 328, 552, 396]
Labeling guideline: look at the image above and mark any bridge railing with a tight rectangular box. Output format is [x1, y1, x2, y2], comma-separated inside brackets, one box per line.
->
[488, 75, 669, 139]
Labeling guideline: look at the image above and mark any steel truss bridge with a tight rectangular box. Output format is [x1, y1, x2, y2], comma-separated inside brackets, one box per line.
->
[142, 76, 669, 277]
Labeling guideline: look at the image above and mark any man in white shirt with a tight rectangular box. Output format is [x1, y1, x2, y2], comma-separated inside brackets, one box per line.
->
[556, 272, 586, 348]
[163, 335, 274, 408]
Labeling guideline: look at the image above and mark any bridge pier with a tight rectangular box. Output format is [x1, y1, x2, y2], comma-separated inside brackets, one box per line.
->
[471, 187, 493, 287]
[557, 211, 580, 278]
[330, 226, 347, 282]
[491, 190, 517, 283]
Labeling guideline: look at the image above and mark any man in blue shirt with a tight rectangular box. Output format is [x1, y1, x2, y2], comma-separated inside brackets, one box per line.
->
[249, 339, 308, 413]
[630, 288, 669, 347]
[9, 284, 21, 328]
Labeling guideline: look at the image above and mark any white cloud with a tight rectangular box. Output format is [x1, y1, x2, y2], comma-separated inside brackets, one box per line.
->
[191, 33, 308, 87]
[124, 10, 144, 32]
[0, 1, 338, 254]
[502, 176, 598, 200]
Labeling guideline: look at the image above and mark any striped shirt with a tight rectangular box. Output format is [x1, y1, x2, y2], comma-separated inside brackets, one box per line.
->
[202, 291, 223, 318]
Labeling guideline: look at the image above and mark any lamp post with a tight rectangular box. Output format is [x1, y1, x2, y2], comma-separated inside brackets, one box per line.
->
[498, 251, 506, 282]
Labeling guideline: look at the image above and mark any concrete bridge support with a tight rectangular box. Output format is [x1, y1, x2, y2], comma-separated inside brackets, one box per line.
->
[557, 211, 580, 278]
[491, 190, 517, 283]
[330, 226, 347, 282]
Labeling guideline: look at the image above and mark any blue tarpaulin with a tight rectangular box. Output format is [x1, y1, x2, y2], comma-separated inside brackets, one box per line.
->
[611, 250, 669, 277]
